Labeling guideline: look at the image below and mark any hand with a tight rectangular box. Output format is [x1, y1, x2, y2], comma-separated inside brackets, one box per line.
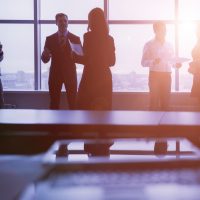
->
[175, 63, 182, 68]
[153, 58, 161, 65]
[0, 43, 2, 53]
[42, 47, 51, 58]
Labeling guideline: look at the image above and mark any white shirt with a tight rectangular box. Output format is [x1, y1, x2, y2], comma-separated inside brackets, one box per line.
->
[141, 38, 175, 72]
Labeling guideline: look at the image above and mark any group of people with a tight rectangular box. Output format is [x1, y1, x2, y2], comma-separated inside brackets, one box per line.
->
[1, 8, 200, 111]
[41, 8, 200, 112]
[41, 8, 115, 111]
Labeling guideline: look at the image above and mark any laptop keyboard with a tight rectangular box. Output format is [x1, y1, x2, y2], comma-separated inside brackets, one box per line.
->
[21, 169, 200, 200]
[51, 169, 200, 187]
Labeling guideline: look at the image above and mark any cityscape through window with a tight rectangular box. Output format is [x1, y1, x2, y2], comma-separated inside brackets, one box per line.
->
[0, 0, 198, 91]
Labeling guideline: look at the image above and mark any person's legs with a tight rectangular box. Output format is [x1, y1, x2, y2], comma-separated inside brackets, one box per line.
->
[0, 79, 4, 108]
[84, 81, 113, 157]
[154, 140, 168, 156]
[150, 73, 170, 155]
[149, 72, 160, 110]
[84, 141, 113, 157]
[64, 74, 77, 110]
[160, 73, 171, 111]
[49, 78, 62, 109]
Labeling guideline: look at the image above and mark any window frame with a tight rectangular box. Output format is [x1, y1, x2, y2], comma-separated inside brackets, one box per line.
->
[0, 0, 196, 92]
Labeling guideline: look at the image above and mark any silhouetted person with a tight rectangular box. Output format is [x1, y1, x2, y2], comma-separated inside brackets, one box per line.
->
[41, 13, 81, 109]
[74, 8, 115, 156]
[141, 21, 181, 111]
[154, 139, 168, 157]
[0, 42, 4, 108]
[189, 23, 200, 104]
[74, 8, 115, 110]
[141, 22, 181, 155]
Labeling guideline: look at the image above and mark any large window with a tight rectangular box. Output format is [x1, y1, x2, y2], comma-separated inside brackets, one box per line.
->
[109, 0, 175, 20]
[0, 0, 199, 91]
[0, 0, 33, 20]
[179, 0, 200, 20]
[41, 0, 103, 20]
[0, 24, 34, 90]
[110, 24, 175, 91]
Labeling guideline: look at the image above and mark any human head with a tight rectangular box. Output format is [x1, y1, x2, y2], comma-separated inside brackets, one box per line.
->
[153, 21, 166, 42]
[88, 7, 109, 36]
[55, 13, 68, 33]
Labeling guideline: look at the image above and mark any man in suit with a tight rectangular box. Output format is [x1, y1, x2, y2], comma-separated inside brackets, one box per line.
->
[0, 42, 4, 108]
[41, 13, 81, 109]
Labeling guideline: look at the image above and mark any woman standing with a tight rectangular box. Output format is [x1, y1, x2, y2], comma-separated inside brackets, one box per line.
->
[75, 7, 115, 110]
[189, 24, 200, 103]
[74, 8, 115, 156]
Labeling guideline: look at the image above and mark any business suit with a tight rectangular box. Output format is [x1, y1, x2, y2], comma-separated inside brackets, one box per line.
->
[42, 32, 81, 109]
[76, 31, 115, 110]
[75, 31, 115, 156]
[189, 40, 200, 99]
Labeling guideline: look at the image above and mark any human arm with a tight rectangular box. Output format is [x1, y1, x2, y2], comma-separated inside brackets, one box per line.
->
[0, 43, 3, 62]
[72, 34, 87, 65]
[73, 34, 116, 67]
[106, 36, 116, 67]
[188, 60, 200, 74]
[188, 44, 200, 74]
[170, 47, 182, 69]
[41, 38, 51, 63]
[141, 43, 156, 67]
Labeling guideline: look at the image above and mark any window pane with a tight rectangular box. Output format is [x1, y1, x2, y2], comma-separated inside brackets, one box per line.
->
[40, 0, 103, 20]
[0, 24, 34, 90]
[178, 23, 196, 91]
[109, 0, 174, 20]
[110, 24, 175, 91]
[41, 24, 86, 90]
[179, 0, 200, 20]
[0, 0, 33, 20]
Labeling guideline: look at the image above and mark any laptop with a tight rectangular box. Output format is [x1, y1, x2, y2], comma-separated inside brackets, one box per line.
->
[19, 138, 200, 200]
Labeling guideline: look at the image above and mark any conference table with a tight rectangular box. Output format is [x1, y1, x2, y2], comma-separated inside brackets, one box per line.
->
[1, 109, 200, 199]
[0, 109, 200, 138]
[1, 108, 199, 155]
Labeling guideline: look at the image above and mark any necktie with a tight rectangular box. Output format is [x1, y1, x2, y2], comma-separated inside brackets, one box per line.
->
[60, 35, 66, 48]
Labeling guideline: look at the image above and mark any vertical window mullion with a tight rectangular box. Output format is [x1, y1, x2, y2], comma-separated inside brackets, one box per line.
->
[175, 0, 179, 91]
[34, 0, 41, 90]
[104, 0, 108, 20]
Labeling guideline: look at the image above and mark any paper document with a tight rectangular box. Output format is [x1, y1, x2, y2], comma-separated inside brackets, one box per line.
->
[69, 41, 83, 56]
[169, 57, 190, 64]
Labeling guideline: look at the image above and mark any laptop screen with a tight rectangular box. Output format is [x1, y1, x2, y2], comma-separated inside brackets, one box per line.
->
[43, 138, 200, 165]
[19, 138, 200, 200]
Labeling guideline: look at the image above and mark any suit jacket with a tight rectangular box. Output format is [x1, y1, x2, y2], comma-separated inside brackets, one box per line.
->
[76, 31, 116, 109]
[42, 32, 81, 82]
[75, 31, 115, 68]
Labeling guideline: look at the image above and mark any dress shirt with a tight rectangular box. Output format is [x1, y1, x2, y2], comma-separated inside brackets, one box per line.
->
[58, 30, 68, 46]
[141, 38, 174, 72]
